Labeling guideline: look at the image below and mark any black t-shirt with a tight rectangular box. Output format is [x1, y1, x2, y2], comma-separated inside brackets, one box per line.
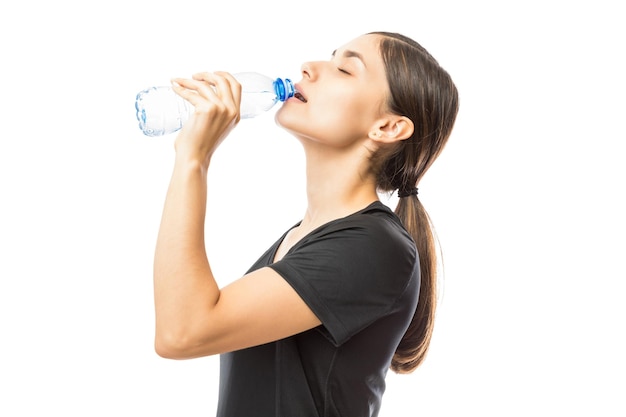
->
[216, 201, 420, 417]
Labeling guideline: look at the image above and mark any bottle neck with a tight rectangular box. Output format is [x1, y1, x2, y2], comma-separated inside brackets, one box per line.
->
[274, 78, 295, 102]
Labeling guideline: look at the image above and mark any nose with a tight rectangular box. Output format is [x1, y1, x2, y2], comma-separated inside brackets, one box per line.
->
[300, 61, 322, 81]
[300, 62, 312, 80]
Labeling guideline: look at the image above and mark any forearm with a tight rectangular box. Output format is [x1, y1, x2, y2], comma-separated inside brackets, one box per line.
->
[153, 156, 220, 355]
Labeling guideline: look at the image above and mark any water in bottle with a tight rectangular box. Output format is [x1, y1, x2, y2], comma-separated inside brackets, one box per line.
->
[135, 72, 295, 137]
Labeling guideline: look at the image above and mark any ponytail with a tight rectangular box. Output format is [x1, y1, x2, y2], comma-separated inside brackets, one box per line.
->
[391, 195, 438, 373]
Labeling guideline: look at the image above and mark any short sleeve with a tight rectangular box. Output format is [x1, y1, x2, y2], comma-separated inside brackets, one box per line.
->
[269, 209, 418, 346]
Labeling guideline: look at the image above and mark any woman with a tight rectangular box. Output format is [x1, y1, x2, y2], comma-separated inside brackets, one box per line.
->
[153, 31, 459, 417]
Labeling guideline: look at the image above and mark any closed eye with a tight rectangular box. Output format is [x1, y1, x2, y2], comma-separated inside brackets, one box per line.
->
[337, 67, 351, 75]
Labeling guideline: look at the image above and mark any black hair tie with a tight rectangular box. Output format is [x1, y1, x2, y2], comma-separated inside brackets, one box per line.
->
[398, 188, 419, 198]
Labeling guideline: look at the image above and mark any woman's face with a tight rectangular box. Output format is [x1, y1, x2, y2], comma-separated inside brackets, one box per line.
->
[275, 34, 390, 148]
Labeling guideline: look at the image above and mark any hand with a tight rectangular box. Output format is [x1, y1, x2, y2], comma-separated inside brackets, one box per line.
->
[171, 71, 242, 166]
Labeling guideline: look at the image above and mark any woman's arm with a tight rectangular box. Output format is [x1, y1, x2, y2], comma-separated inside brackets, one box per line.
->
[153, 72, 320, 359]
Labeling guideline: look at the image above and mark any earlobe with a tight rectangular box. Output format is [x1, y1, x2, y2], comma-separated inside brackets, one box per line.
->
[369, 131, 383, 140]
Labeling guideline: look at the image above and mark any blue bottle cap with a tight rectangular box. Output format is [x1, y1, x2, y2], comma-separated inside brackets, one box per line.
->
[274, 77, 295, 102]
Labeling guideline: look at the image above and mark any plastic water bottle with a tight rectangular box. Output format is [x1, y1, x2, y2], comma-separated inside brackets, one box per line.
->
[135, 72, 295, 137]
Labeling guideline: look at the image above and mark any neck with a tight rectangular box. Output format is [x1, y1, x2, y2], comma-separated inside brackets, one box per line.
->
[298, 141, 379, 230]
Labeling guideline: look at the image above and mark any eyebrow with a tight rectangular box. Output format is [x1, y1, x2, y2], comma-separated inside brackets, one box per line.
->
[331, 49, 367, 67]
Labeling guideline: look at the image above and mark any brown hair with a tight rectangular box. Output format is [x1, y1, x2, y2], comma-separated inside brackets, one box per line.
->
[369, 32, 459, 373]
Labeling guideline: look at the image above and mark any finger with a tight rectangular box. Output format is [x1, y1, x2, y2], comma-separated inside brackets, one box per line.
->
[191, 72, 241, 114]
[191, 72, 234, 99]
[171, 78, 226, 113]
[172, 77, 218, 99]
[214, 71, 242, 106]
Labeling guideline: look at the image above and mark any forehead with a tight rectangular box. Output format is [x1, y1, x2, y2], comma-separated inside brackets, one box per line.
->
[335, 34, 383, 65]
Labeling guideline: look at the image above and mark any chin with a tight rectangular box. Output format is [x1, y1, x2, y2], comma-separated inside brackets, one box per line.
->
[274, 106, 298, 132]
[274, 106, 332, 144]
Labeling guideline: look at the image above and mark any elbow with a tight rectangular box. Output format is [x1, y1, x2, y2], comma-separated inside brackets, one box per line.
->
[154, 331, 182, 359]
[154, 336, 184, 359]
[154, 328, 220, 359]
[154, 331, 196, 359]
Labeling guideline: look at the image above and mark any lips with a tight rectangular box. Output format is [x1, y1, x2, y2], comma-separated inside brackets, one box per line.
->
[294, 84, 307, 102]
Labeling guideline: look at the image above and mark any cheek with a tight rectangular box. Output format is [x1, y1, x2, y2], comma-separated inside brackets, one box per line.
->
[316, 90, 373, 126]
[275, 93, 374, 145]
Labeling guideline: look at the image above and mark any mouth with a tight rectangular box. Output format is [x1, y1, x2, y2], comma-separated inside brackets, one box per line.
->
[294, 85, 307, 102]
[294, 91, 307, 103]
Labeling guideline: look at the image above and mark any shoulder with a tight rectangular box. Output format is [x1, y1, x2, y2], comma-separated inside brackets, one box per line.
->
[269, 202, 419, 345]
[282, 201, 418, 284]
[322, 201, 416, 259]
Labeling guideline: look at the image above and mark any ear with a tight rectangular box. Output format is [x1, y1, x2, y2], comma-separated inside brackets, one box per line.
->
[368, 116, 414, 143]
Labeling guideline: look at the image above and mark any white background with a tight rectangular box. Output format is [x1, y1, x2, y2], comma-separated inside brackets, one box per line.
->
[1, 1, 624, 416]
